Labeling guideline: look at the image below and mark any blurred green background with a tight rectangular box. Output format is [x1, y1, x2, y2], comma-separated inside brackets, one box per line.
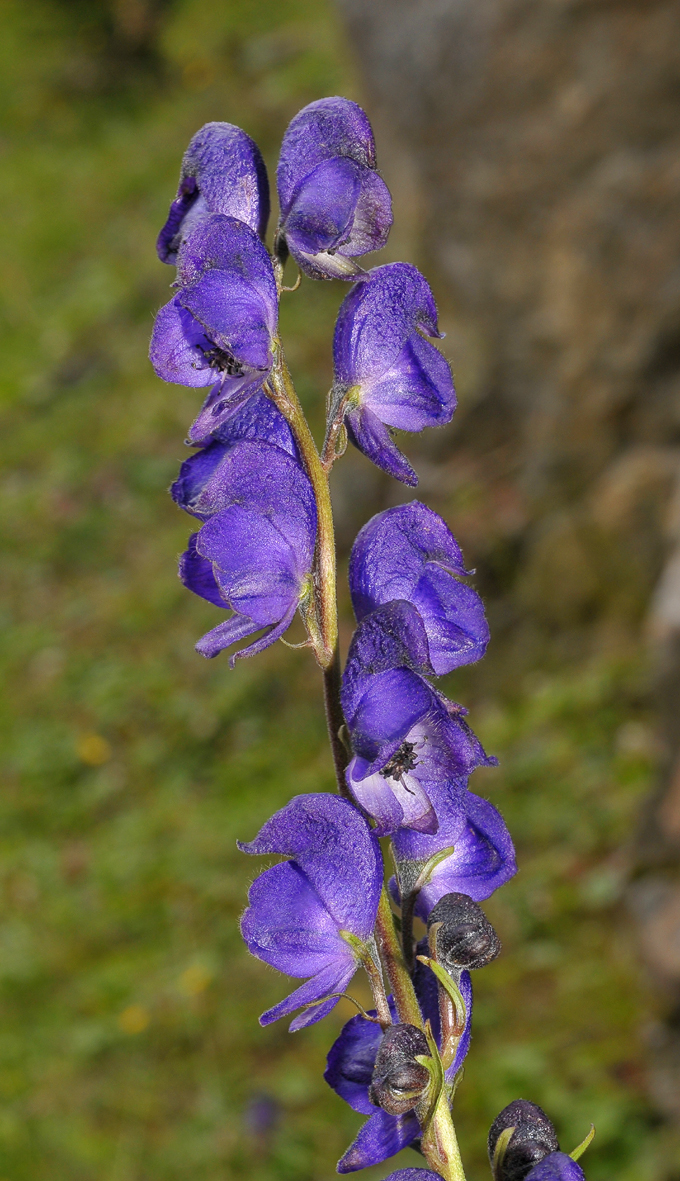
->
[0, 0, 674, 1178]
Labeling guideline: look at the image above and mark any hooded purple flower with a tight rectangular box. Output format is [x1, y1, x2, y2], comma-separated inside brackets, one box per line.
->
[150, 214, 278, 444]
[276, 97, 392, 280]
[390, 791, 517, 920]
[341, 602, 495, 835]
[157, 122, 270, 264]
[178, 440, 316, 663]
[333, 264, 455, 485]
[171, 390, 298, 519]
[326, 962, 472, 1172]
[239, 794, 382, 1031]
[350, 502, 489, 675]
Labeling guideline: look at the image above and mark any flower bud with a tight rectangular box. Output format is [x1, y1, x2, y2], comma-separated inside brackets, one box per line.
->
[368, 1023, 431, 1115]
[488, 1100, 559, 1181]
[428, 892, 501, 971]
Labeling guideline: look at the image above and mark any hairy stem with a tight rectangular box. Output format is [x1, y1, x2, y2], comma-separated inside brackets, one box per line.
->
[421, 1087, 467, 1181]
[267, 341, 337, 670]
[375, 888, 424, 1030]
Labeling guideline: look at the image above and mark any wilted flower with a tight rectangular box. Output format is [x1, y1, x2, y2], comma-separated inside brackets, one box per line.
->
[276, 96, 392, 280]
[326, 967, 473, 1172]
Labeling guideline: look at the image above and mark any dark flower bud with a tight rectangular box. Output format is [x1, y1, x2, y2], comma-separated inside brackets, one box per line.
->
[488, 1100, 560, 1181]
[428, 892, 501, 971]
[368, 1023, 431, 1116]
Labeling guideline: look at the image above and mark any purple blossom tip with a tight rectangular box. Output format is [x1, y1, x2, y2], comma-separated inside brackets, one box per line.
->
[349, 502, 489, 674]
[157, 122, 270, 264]
[239, 795, 382, 1028]
[277, 97, 392, 280]
[333, 264, 455, 481]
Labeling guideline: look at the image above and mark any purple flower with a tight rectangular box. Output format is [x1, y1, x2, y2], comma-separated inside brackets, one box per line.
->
[341, 603, 495, 835]
[326, 962, 472, 1172]
[350, 502, 489, 674]
[239, 795, 383, 1030]
[333, 264, 455, 485]
[150, 214, 278, 444]
[390, 791, 517, 920]
[526, 1156, 585, 1181]
[157, 122, 269, 264]
[178, 440, 316, 663]
[171, 390, 298, 519]
[276, 97, 392, 280]
[381, 1174, 443, 1181]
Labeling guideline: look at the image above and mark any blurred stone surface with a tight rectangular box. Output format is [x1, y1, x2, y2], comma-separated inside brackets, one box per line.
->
[336, 0, 680, 1115]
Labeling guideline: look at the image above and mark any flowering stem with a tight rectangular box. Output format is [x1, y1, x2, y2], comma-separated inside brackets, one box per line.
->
[268, 338, 467, 1181]
[375, 887, 424, 1030]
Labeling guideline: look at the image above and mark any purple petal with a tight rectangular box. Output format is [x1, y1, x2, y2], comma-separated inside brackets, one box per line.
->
[363, 331, 455, 431]
[242, 860, 350, 977]
[157, 122, 269, 263]
[178, 533, 225, 607]
[187, 376, 268, 445]
[282, 157, 362, 255]
[325, 1010, 389, 1115]
[342, 602, 434, 720]
[149, 297, 226, 388]
[194, 612, 261, 660]
[260, 958, 357, 1031]
[381, 1173, 442, 1181]
[187, 440, 316, 562]
[527, 1155, 586, 1181]
[277, 97, 378, 216]
[413, 566, 489, 675]
[176, 215, 277, 353]
[337, 1109, 420, 1173]
[350, 502, 468, 617]
[195, 597, 299, 664]
[392, 792, 517, 920]
[197, 506, 302, 624]
[342, 667, 436, 768]
[346, 405, 418, 486]
[333, 264, 444, 388]
[172, 395, 299, 519]
[238, 794, 382, 940]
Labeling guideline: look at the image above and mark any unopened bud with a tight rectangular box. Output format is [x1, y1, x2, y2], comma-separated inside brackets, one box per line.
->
[488, 1100, 559, 1181]
[428, 892, 500, 971]
[368, 1023, 431, 1116]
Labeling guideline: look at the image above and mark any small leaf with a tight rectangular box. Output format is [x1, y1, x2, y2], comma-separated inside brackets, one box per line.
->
[569, 1124, 595, 1161]
[492, 1125, 516, 1181]
[416, 954, 466, 1029]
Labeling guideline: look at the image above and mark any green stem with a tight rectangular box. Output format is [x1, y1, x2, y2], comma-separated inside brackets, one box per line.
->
[267, 341, 337, 670]
[375, 888, 424, 1029]
[421, 1087, 467, 1181]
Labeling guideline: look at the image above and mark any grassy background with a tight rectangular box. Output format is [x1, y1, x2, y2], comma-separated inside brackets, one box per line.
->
[0, 0, 675, 1178]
